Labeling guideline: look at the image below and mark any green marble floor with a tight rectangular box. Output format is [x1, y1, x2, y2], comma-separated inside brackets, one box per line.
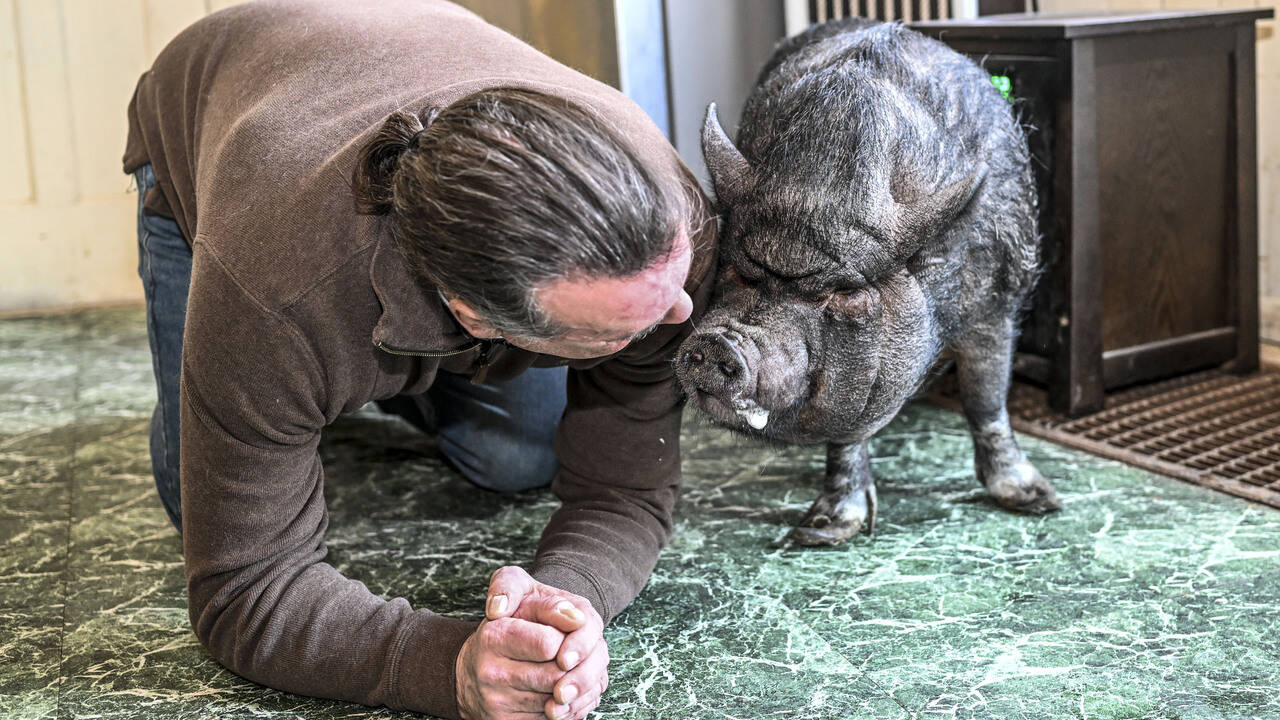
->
[2, 307, 1277, 720]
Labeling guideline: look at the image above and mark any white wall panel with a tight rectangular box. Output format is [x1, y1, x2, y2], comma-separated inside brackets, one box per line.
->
[1159, 0, 1224, 11]
[0, 202, 138, 309]
[0, 0, 221, 313]
[0, 0, 32, 205]
[1258, 17, 1278, 87]
[143, 0, 206, 59]
[204, 0, 246, 12]
[62, 0, 147, 201]
[1250, 4, 1278, 339]
[0, 0, 250, 313]
[1260, 73, 1280, 299]
[13, 0, 76, 205]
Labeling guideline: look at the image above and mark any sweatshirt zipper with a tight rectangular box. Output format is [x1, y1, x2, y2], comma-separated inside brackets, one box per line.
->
[373, 340, 481, 358]
[374, 339, 499, 384]
[470, 341, 496, 385]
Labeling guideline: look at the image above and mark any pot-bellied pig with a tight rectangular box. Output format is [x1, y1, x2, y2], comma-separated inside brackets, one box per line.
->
[675, 18, 1062, 545]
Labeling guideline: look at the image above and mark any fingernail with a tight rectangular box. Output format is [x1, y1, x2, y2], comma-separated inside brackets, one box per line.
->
[487, 594, 508, 617]
[552, 704, 571, 720]
[562, 651, 581, 669]
[556, 601, 584, 623]
[558, 683, 579, 704]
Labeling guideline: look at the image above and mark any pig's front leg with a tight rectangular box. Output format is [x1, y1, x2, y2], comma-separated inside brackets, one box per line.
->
[791, 441, 877, 545]
[953, 319, 1061, 514]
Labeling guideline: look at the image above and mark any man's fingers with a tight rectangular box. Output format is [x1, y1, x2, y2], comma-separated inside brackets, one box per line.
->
[553, 599, 604, 671]
[488, 566, 536, 620]
[510, 594, 590, 635]
[467, 709, 545, 720]
[543, 687, 602, 720]
[487, 686, 553, 714]
[504, 659, 565, 694]
[484, 617, 564, 663]
[473, 651, 564, 694]
[552, 638, 608, 709]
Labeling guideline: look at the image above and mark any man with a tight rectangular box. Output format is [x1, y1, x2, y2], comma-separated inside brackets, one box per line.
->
[123, 2, 715, 719]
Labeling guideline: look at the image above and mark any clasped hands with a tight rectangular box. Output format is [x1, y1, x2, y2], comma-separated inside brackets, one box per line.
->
[456, 566, 609, 720]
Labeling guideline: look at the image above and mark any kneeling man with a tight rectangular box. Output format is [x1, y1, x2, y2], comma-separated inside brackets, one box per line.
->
[123, 1, 714, 718]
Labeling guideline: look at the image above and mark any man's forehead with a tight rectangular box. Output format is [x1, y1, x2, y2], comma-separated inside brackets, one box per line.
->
[541, 229, 692, 334]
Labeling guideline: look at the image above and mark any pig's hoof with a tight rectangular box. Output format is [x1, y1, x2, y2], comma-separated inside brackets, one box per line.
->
[985, 462, 1062, 515]
[790, 484, 878, 546]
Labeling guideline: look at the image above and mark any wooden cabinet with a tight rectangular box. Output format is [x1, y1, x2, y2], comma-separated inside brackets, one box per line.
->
[912, 9, 1272, 415]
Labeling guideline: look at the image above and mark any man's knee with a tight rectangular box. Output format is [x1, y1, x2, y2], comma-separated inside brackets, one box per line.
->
[447, 432, 558, 493]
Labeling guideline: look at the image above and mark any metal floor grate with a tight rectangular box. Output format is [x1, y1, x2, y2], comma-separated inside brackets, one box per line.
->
[1000, 368, 1280, 508]
[928, 366, 1280, 508]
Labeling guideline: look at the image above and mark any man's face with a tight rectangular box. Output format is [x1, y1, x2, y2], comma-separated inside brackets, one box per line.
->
[508, 230, 695, 359]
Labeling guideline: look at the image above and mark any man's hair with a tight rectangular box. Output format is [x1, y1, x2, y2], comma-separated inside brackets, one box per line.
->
[352, 88, 691, 338]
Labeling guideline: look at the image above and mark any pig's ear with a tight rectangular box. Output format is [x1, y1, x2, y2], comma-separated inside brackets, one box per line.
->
[701, 103, 753, 205]
[891, 165, 988, 250]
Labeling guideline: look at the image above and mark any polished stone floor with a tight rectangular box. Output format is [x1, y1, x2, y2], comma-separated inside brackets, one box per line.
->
[2, 307, 1277, 720]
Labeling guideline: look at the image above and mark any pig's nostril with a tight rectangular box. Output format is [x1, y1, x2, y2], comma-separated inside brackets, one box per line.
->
[681, 333, 750, 394]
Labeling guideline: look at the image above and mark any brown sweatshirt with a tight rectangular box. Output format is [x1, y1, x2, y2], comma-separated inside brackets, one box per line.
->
[121, 1, 715, 717]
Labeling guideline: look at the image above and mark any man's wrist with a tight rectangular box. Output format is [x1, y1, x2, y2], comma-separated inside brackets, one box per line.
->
[390, 613, 479, 719]
[529, 561, 609, 623]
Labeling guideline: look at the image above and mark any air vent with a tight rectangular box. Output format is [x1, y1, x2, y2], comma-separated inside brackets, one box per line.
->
[933, 368, 1280, 508]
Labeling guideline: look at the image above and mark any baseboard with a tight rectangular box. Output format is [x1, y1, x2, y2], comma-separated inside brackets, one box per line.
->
[0, 300, 145, 321]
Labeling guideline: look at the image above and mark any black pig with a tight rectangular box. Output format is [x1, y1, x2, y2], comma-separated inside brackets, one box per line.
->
[676, 18, 1061, 545]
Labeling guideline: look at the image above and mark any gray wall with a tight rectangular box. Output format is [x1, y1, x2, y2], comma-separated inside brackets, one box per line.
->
[663, 0, 787, 191]
[616, 0, 671, 136]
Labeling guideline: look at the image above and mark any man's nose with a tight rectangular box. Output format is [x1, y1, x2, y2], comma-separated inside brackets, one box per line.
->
[661, 290, 693, 325]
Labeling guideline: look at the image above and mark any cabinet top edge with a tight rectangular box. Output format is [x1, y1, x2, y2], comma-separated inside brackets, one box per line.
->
[910, 8, 1273, 40]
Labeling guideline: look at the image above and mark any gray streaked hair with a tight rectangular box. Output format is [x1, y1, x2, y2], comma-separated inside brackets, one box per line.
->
[352, 88, 696, 338]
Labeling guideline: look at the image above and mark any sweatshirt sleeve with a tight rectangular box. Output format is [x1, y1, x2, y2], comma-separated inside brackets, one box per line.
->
[179, 249, 475, 719]
[528, 333, 684, 622]
[529, 218, 717, 623]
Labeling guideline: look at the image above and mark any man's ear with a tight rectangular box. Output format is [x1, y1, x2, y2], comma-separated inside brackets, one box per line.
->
[447, 298, 502, 339]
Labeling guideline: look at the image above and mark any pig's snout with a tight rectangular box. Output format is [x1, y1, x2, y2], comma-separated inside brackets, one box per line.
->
[679, 330, 755, 400]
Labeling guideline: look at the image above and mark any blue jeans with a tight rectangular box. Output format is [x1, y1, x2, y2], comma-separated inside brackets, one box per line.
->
[133, 165, 566, 533]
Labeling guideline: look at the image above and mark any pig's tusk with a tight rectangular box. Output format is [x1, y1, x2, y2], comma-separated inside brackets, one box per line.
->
[736, 404, 770, 429]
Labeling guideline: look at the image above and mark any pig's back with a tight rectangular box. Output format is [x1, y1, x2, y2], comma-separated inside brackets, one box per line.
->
[739, 19, 1039, 324]
[740, 21, 1011, 170]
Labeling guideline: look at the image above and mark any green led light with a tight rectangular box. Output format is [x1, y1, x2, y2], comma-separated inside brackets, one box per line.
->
[990, 74, 1013, 102]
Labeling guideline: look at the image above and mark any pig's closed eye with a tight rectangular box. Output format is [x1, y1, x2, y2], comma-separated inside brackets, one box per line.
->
[825, 287, 873, 318]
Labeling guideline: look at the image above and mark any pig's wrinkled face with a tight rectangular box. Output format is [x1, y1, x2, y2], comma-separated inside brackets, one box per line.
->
[677, 102, 980, 445]
[676, 220, 939, 445]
